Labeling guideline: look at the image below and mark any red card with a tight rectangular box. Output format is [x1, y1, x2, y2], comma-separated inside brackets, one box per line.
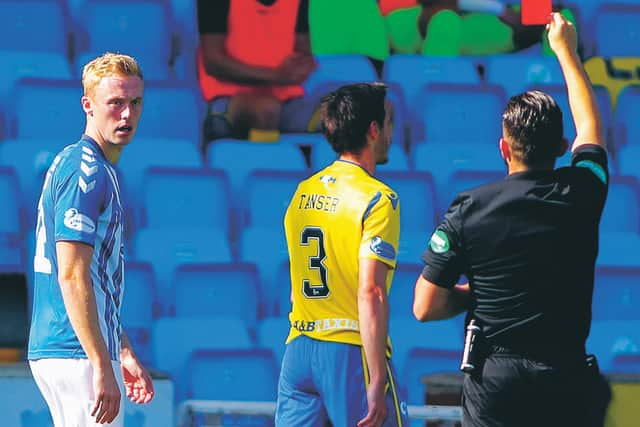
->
[521, 0, 552, 25]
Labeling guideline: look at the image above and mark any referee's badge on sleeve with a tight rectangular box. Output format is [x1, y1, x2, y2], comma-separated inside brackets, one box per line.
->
[429, 229, 450, 253]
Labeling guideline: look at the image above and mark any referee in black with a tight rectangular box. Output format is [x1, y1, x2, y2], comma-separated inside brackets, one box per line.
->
[412, 13, 611, 427]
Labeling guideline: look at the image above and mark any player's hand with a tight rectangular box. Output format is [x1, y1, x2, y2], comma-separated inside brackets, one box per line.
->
[273, 53, 316, 85]
[357, 380, 388, 427]
[91, 364, 121, 424]
[546, 12, 577, 57]
[121, 353, 155, 404]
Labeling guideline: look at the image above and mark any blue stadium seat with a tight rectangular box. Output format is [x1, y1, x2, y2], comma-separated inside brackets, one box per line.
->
[587, 319, 640, 373]
[484, 55, 564, 97]
[0, 139, 67, 224]
[116, 137, 202, 198]
[207, 140, 307, 195]
[389, 316, 464, 404]
[188, 348, 279, 401]
[597, 232, 640, 269]
[257, 316, 289, 364]
[116, 138, 202, 237]
[134, 83, 202, 143]
[245, 170, 307, 228]
[120, 262, 155, 365]
[11, 79, 83, 140]
[616, 144, 640, 179]
[272, 259, 292, 317]
[207, 141, 307, 233]
[133, 228, 232, 315]
[173, 263, 259, 330]
[383, 55, 481, 110]
[614, 85, 640, 150]
[600, 176, 640, 234]
[412, 142, 505, 203]
[0, 51, 72, 108]
[304, 55, 378, 95]
[414, 83, 506, 145]
[141, 167, 230, 233]
[152, 315, 253, 400]
[378, 171, 438, 235]
[239, 228, 289, 317]
[528, 85, 613, 159]
[76, 0, 175, 79]
[0, 167, 22, 272]
[0, 0, 70, 55]
[389, 263, 421, 320]
[594, 3, 640, 57]
[592, 265, 640, 321]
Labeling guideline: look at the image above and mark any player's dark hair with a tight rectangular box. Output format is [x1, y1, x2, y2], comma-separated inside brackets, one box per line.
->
[502, 90, 564, 167]
[320, 83, 387, 155]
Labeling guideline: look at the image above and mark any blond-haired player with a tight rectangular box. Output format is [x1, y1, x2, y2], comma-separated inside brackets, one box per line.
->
[28, 52, 154, 426]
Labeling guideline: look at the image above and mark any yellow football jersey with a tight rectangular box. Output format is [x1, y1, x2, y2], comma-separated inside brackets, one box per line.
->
[284, 160, 401, 347]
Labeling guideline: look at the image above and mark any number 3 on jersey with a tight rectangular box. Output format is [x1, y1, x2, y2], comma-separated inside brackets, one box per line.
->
[300, 226, 330, 298]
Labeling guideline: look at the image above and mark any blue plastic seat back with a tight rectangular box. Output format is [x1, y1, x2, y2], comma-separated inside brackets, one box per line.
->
[383, 55, 481, 111]
[257, 316, 290, 365]
[79, 0, 173, 78]
[151, 315, 253, 400]
[0, 51, 71, 107]
[615, 85, 640, 149]
[141, 167, 230, 232]
[600, 176, 640, 234]
[484, 55, 564, 97]
[239, 227, 289, 317]
[416, 83, 506, 145]
[304, 55, 378, 95]
[245, 170, 307, 228]
[595, 4, 640, 57]
[188, 348, 279, 405]
[593, 265, 640, 321]
[13, 79, 83, 140]
[378, 171, 438, 235]
[173, 263, 259, 330]
[133, 228, 232, 314]
[135, 83, 202, 143]
[0, 0, 69, 54]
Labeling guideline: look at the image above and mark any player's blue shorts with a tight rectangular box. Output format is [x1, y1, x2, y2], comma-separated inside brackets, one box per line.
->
[275, 335, 409, 427]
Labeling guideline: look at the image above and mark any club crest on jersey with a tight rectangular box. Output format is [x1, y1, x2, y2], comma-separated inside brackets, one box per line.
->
[386, 192, 399, 210]
[319, 175, 336, 185]
[370, 236, 396, 261]
[63, 208, 96, 233]
[429, 229, 450, 254]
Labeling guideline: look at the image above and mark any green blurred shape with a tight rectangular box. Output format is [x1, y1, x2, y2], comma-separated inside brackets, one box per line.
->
[386, 6, 422, 54]
[309, 0, 389, 60]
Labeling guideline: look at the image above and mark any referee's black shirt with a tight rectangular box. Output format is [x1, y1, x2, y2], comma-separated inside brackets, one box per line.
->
[422, 144, 609, 364]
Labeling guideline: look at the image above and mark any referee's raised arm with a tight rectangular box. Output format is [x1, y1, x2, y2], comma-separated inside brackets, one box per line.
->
[547, 12, 605, 151]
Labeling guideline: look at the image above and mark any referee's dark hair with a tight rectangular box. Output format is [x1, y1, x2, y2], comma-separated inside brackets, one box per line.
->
[502, 90, 565, 166]
[320, 82, 387, 155]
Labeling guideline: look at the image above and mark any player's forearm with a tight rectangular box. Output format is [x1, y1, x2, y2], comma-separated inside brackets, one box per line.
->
[557, 49, 604, 148]
[59, 275, 112, 369]
[358, 286, 389, 386]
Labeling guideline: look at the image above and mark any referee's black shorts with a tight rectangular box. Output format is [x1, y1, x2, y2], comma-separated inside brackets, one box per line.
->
[461, 353, 611, 427]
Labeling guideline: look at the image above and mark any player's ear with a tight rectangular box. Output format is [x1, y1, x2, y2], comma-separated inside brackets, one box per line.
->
[81, 96, 93, 116]
[368, 120, 380, 141]
[499, 137, 511, 162]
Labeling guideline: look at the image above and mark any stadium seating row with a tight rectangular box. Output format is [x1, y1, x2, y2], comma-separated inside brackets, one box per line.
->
[126, 306, 640, 406]
[2, 54, 640, 158]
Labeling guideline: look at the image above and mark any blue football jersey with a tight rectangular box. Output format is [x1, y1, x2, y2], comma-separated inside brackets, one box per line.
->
[28, 136, 125, 361]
